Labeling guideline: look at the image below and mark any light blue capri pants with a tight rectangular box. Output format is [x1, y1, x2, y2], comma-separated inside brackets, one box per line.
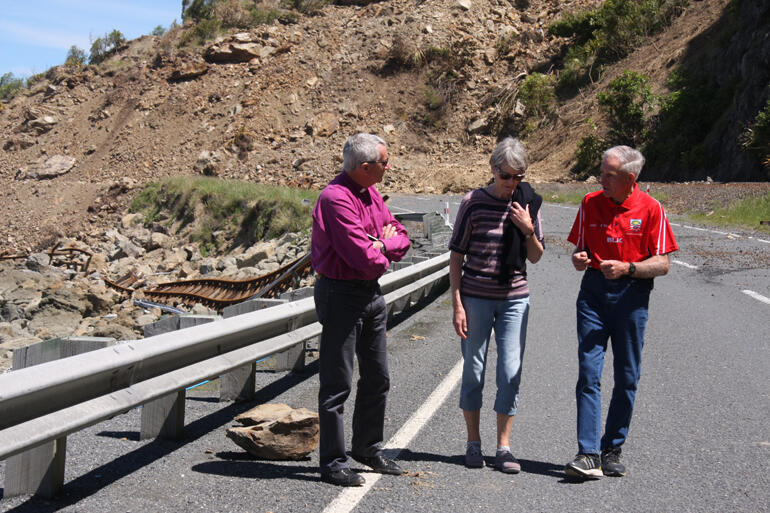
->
[459, 295, 530, 416]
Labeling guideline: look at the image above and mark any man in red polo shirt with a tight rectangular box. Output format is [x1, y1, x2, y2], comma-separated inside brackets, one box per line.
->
[565, 146, 678, 479]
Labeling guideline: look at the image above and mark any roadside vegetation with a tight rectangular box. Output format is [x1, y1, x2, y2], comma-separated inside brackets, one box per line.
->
[689, 193, 770, 234]
[130, 177, 318, 255]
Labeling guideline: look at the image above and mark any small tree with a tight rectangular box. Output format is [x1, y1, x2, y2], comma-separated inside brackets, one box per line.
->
[0, 72, 24, 100]
[151, 25, 166, 36]
[597, 70, 655, 146]
[519, 73, 556, 117]
[64, 45, 87, 68]
[89, 29, 126, 64]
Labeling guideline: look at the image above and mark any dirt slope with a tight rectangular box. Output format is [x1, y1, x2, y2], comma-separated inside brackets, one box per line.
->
[0, 0, 744, 253]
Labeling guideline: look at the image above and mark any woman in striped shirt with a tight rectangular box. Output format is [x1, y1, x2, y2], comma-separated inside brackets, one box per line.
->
[448, 137, 545, 474]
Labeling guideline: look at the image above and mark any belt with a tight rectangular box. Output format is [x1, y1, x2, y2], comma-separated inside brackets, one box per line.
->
[316, 272, 379, 289]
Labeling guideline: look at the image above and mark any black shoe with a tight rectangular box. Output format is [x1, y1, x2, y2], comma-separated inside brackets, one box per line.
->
[564, 453, 602, 479]
[320, 468, 365, 487]
[601, 448, 627, 477]
[350, 453, 405, 475]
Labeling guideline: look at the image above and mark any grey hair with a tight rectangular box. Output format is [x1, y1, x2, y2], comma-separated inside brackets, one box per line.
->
[342, 133, 387, 172]
[489, 137, 528, 172]
[603, 145, 645, 179]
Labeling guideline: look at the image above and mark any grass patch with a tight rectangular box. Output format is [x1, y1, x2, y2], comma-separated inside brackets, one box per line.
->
[130, 176, 318, 254]
[688, 193, 770, 234]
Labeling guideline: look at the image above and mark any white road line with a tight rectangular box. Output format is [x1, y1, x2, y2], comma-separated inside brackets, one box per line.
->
[323, 359, 464, 513]
[742, 289, 770, 306]
[672, 259, 698, 270]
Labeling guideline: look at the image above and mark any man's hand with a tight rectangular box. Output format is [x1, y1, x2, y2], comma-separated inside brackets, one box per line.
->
[453, 305, 468, 339]
[381, 223, 397, 240]
[599, 259, 629, 280]
[572, 250, 592, 271]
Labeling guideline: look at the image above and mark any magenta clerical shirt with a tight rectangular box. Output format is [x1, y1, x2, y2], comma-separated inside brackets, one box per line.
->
[311, 172, 410, 281]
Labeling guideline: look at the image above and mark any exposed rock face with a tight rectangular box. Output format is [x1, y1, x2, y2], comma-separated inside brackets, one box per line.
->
[226, 403, 319, 460]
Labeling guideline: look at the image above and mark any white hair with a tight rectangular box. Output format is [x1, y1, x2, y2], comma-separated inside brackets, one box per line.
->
[489, 137, 528, 171]
[342, 133, 387, 172]
[603, 145, 645, 179]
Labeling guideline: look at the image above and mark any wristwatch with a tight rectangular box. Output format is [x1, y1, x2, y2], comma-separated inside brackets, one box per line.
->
[627, 262, 636, 277]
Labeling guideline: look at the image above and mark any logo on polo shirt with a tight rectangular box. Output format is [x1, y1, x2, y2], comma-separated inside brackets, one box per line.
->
[607, 237, 622, 243]
[630, 219, 642, 231]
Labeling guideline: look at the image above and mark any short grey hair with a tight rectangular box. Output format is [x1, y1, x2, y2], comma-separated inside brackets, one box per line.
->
[489, 137, 528, 172]
[603, 145, 645, 179]
[342, 133, 387, 173]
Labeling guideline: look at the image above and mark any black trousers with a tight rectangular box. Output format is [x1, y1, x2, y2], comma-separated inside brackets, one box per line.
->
[314, 275, 390, 473]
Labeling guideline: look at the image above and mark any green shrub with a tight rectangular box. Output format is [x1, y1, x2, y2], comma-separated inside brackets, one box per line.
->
[180, 18, 222, 46]
[550, 0, 689, 97]
[574, 133, 607, 179]
[89, 29, 126, 64]
[284, 0, 330, 14]
[0, 72, 24, 100]
[64, 45, 87, 68]
[597, 70, 654, 146]
[151, 25, 167, 36]
[743, 99, 770, 163]
[182, 0, 216, 21]
[25, 72, 46, 88]
[519, 73, 556, 117]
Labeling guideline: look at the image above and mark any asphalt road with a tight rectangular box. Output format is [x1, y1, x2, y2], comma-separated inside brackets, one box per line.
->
[1, 196, 768, 512]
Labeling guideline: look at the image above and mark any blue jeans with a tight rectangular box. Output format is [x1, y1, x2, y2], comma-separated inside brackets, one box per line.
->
[459, 295, 530, 416]
[575, 269, 651, 455]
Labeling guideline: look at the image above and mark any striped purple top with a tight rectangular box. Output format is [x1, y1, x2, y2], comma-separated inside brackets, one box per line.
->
[449, 187, 544, 300]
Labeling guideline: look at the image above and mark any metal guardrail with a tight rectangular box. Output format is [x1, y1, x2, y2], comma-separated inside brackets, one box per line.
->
[0, 252, 450, 462]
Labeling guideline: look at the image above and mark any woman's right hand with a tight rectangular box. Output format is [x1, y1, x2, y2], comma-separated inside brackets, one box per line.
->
[453, 305, 468, 339]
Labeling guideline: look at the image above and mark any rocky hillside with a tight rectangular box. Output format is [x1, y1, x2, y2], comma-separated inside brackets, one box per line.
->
[0, 0, 766, 254]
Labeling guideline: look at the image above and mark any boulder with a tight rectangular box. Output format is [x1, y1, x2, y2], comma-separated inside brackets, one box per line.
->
[227, 403, 319, 460]
[307, 112, 339, 138]
[18, 155, 76, 180]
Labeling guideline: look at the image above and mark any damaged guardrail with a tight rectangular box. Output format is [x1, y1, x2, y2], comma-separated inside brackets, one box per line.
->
[0, 251, 450, 497]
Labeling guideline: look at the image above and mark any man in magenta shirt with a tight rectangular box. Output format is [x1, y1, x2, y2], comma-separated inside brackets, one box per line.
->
[565, 146, 678, 479]
[312, 133, 410, 487]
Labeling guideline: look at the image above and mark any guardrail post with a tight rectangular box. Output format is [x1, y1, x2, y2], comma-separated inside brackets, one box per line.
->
[219, 301, 284, 402]
[140, 315, 218, 440]
[221, 297, 306, 387]
[4, 336, 115, 498]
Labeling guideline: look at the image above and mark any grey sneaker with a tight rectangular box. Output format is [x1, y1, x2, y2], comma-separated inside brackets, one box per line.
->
[465, 443, 483, 468]
[601, 448, 627, 477]
[564, 453, 602, 479]
[494, 449, 521, 474]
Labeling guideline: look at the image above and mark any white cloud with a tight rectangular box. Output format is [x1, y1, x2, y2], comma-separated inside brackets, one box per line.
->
[0, 21, 89, 51]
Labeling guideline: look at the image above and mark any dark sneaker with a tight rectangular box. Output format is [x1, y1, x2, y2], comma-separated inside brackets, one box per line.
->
[321, 468, 365, 487]
[564, 453, 602, 479]
[601, 448, 627, 477]
[350, 453, 405, 475]
[494, 450, 521, 474]
[465, 443, 484, 468]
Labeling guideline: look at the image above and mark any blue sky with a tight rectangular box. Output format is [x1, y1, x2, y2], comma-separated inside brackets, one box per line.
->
[1, 0, 183, 78]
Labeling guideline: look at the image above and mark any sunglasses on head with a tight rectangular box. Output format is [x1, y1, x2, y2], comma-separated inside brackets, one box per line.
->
[495, 167, 525, 180]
